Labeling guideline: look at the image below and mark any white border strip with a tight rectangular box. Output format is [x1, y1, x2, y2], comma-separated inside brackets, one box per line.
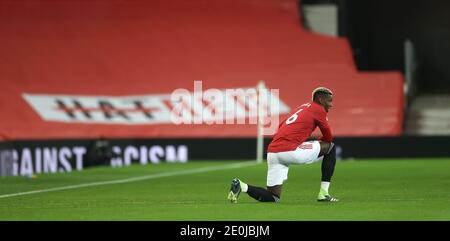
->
[0, 161, 258, 199]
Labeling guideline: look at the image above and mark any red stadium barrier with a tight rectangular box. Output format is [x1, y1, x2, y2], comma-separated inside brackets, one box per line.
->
[0, 0, 403, 140]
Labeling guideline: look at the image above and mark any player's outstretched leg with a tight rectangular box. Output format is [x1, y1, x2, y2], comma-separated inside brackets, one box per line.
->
[228, 178, 279, 203]
[318, 144, 339, 202]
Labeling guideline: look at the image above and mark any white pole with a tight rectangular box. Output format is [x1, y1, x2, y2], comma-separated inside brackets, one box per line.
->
[256, 80, 266, 163]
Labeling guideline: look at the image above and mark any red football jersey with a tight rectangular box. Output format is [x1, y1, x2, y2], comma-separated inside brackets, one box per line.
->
[267, 102, 332, 153]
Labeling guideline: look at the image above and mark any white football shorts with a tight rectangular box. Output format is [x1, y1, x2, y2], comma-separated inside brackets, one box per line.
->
[266, 141, 323, 187]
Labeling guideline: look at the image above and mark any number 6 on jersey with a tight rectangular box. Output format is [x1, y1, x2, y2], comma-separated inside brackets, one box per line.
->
[286, 103, 311, 125]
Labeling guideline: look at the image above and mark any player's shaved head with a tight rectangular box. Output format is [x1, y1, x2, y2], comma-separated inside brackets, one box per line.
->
[312, 87, 333, 102]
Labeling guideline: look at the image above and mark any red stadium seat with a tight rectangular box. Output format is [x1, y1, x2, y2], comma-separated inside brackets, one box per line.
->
[0, 0, 403, 140]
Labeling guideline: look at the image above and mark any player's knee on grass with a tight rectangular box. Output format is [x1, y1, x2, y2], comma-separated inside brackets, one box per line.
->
[247, 185, 280, 202]
[267, 185, 282, 199]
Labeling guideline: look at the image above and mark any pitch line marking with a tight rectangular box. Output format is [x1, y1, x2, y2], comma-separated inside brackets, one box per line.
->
[0, 161, 258, 199]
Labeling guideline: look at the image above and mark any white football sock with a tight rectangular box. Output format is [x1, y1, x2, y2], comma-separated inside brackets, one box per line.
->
[241, 182, 248, 192]
[320, 181, 330, 193]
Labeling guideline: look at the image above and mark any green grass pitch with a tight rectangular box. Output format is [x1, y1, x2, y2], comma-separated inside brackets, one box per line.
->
[0, 159, 449, 220]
